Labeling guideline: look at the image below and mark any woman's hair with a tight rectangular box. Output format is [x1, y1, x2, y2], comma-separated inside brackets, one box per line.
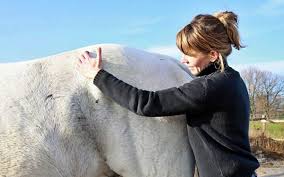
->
[176, 11, 244, 72]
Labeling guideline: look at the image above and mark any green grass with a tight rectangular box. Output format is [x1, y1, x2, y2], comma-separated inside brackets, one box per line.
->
[250, 121, 284, 140]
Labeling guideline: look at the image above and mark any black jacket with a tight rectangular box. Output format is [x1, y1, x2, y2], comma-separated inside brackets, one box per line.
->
[93, 62, 260, 177]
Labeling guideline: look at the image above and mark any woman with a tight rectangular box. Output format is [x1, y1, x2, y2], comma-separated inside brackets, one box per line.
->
[76, 11, 259, 177]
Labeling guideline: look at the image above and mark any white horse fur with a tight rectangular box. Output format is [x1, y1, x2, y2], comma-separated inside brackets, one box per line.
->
[0, 44, 195, 177]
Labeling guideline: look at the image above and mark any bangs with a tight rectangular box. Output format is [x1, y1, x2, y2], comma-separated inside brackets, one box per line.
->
[176, 24, 209, 56]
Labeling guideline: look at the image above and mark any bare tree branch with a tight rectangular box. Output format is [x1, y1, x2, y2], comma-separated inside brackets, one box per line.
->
[241, 67, 284, 120]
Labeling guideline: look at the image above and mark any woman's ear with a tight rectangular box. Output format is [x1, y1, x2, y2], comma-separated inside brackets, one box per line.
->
[209, 51, 219, 62]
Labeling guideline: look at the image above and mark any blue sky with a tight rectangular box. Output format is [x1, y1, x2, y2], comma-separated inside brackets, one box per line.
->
[1, 0, 284, 75]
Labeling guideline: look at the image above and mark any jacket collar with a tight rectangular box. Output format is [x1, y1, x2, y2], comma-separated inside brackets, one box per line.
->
[196, 60, 228, 77]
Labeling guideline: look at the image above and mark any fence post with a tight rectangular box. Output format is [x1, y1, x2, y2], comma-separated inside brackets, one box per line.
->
[260, 119, 267, 135]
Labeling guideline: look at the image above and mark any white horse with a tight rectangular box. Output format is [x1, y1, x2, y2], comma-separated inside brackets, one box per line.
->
[0, 44, 195, 177]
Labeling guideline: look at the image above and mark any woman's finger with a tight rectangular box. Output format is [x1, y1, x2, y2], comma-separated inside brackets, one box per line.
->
[79, 53, 85, 59]
[77, 58, 82, 64]
[83, 51, 90, 60]
[80, 54, 88, 64]
[78, 57, 83, 64]
[97, 47, 102, 60]
[96, 47, 102, 68]
[84, 51, 94, 65]
[85, 56, 91, 64]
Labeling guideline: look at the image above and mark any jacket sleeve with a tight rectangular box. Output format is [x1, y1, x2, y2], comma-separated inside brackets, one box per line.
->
[93, 69, 208, 117]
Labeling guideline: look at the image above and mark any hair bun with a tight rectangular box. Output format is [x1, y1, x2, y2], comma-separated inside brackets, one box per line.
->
[214, 11, 238, 28]
[213, 11, 242, 50]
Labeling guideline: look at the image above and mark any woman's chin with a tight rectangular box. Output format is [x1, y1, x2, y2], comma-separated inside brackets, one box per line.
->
[189, 68, 198, 76]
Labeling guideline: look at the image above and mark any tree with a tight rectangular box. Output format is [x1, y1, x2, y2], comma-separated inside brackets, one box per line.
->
[259, 71, 284, 120]
[241, 67, 284, 120]
[241, 67, 263, 119]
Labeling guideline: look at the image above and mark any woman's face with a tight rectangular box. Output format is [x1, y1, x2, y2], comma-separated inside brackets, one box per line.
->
[180, 51, 212, 76]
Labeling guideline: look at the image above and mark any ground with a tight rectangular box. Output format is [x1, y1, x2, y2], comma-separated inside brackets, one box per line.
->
[256, 161, 284, 177]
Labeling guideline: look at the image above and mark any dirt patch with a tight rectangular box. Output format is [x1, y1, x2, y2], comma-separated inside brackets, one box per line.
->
[250, 136, 284, 176]
[250, 134, 284, 160]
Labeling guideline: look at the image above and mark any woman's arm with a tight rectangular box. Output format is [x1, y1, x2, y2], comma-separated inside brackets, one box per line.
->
[93, 69, 208, 117]
[76, 48, 208, 117]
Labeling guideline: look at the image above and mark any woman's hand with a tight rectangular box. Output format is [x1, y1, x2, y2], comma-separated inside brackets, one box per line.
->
[76, 47, 102, 79]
